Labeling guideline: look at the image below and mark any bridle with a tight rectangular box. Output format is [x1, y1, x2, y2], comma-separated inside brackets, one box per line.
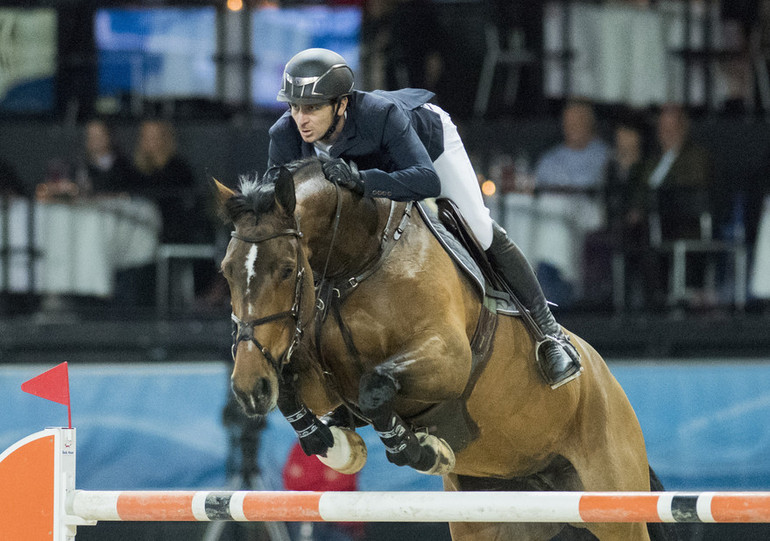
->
[228, 178, 412, 381]
[229, 224, 306, 375]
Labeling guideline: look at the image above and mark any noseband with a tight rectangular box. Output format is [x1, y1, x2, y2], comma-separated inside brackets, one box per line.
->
[230, 225, 306, 374]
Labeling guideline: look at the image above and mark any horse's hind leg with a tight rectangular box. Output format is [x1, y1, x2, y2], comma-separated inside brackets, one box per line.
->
[359, 367, 455, 474]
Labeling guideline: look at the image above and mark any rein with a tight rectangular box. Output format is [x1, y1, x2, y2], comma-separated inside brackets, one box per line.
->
[312, 194, 413, 423]
[229, 224, 306, 375]
[315, 199, 413, 311]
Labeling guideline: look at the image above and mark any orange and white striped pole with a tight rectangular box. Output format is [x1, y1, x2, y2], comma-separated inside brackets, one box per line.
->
[66, 488, 770, 524]
[5, 428, 770, 541]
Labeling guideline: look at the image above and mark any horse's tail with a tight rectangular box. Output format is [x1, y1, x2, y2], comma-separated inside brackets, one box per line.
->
[647, 465, 700, 541]
[649, 464, 666, 492]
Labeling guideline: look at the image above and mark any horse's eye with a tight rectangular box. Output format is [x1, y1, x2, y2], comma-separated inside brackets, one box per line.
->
[279, 265, 294, 281]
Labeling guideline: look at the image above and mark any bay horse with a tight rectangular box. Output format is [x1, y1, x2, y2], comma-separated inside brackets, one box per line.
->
[213, 158, 658, 540]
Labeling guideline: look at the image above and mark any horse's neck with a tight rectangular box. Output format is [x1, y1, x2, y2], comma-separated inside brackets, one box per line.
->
[303, 192, 386, 279]
[336, 197, 390, 274]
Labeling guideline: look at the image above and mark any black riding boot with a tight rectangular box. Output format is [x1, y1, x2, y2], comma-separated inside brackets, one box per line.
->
[486, 222, 582, 389]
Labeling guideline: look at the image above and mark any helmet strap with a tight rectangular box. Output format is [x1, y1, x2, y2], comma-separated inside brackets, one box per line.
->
[320, 100, 344, 142]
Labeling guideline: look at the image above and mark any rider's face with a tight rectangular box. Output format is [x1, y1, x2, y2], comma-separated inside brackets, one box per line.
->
[289, 99, 346, 143]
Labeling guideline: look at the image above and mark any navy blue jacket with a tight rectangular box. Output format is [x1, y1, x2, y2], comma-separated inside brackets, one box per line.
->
[268, 88, 444, 201]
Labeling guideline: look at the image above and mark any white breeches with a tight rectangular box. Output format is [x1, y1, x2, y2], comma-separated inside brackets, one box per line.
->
[424, 104, 494, 249]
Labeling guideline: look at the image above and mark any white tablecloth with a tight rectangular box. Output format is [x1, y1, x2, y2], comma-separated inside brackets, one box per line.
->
[544, 1, 734, 107]
[487, 192, 605, 290]
[0, 197, 161, 297]
[750, 195, 770, 299]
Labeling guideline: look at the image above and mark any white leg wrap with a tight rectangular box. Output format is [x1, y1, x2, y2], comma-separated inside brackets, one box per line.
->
[316, 426, 368, 475]
[415, 432, 456, 476]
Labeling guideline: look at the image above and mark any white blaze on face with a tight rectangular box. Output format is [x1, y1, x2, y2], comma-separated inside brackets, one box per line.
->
[245, 244, 258, 317]
[245, 244, 258, 291]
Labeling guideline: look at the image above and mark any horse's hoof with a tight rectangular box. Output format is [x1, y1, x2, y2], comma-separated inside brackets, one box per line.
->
[317, 426, 367, 474]
[415, 433, 455, 476]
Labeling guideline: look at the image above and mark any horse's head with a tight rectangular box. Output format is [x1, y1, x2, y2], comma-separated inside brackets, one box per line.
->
[214, 165, 315, 416]
[215, 158, 388, 416]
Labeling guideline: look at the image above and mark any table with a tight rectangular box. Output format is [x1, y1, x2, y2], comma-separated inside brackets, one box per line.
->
[0, 196, 161, 297]
[544, 1, 735, 107]
[489, 192, 605, 294]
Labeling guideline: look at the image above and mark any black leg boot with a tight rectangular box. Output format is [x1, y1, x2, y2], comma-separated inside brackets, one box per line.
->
[486, 222, 582, 388]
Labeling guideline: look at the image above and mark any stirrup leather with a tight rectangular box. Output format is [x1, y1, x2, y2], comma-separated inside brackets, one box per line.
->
[535, 334, 583, 390]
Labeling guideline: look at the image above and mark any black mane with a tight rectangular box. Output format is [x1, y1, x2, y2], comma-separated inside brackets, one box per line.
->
[224, 157, 318, 223]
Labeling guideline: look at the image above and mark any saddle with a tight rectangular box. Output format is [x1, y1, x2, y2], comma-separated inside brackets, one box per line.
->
[415, 199, 519, 317]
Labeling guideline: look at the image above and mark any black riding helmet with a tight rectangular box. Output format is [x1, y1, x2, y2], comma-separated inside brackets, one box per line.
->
[277, 48, 354, 105]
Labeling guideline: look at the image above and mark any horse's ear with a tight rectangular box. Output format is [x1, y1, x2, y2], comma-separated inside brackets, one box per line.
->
[211, 176, 235, 223]
[274, 166, 296, 215]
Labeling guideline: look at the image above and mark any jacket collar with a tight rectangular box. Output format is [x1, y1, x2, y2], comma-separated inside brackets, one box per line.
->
[328, 95, 361, 157]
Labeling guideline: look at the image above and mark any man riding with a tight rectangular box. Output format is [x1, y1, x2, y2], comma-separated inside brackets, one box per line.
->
[267, 48, 581, 389]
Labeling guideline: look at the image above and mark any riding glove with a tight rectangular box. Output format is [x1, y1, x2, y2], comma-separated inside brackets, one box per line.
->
[322, 158, 365, 195]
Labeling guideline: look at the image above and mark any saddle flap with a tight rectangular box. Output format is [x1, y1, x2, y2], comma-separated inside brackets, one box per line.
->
[415, 200, 518, 316]
[436, 198, 499, 288]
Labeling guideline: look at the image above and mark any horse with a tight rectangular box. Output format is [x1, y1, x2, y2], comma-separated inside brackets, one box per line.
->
[213, 157, 659, 541]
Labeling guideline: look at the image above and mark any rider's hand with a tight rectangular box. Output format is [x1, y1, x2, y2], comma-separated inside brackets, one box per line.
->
[322, 158, 365, 196]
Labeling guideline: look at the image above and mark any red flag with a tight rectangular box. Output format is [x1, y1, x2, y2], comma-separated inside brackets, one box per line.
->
[21, 362, 72, 428]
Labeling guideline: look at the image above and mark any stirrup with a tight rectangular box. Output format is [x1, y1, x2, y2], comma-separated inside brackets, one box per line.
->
[535, 335, 583, 390]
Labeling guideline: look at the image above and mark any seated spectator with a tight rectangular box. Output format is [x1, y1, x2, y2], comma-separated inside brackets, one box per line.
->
[632, 103, 713, 242]
[606, 113, 651, 247]
[75, 118, 136, 196]
[134, 119, 201, 244]
[629, 103, 714, 308]
[534, 98, 612, 193]
[132, 119, 217, 311]
[533, 98, 612, 305]
[584, 113, 650, 309]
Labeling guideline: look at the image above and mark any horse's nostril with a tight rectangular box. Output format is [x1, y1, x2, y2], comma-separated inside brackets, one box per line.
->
[258, 377, 270, 398]
[230, 374, 275, 417]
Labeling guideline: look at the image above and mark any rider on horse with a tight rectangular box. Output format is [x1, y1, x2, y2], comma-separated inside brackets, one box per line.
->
[267, 48, 581, 389]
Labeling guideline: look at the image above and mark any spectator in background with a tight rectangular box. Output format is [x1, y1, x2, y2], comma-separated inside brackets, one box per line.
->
[75, 118, 136, 197]
[534, 98, 611, 193]
[386, 0, 446, 92]
[585, 113, 650, 309]
[134, 119, 202, 244]
[629, 103, 714, 308]
[133, 119, 217, 311]
[631, 103, 712, 241]
[533, 98, 611, 306]
[361, 0, 446, 94]
[606, 114, 648, 244]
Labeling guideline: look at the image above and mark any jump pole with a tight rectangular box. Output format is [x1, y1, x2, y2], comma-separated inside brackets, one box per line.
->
[4, 428, 770, 541]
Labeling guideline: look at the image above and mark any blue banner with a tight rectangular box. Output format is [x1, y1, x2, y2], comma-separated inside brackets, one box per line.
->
[2, 360, 769, 492]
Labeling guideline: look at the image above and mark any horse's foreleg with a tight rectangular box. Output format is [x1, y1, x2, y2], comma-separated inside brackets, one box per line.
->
[278, 378, 368, 473]
[277, 376, 334, 456]
[360, 367, 455, 475]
